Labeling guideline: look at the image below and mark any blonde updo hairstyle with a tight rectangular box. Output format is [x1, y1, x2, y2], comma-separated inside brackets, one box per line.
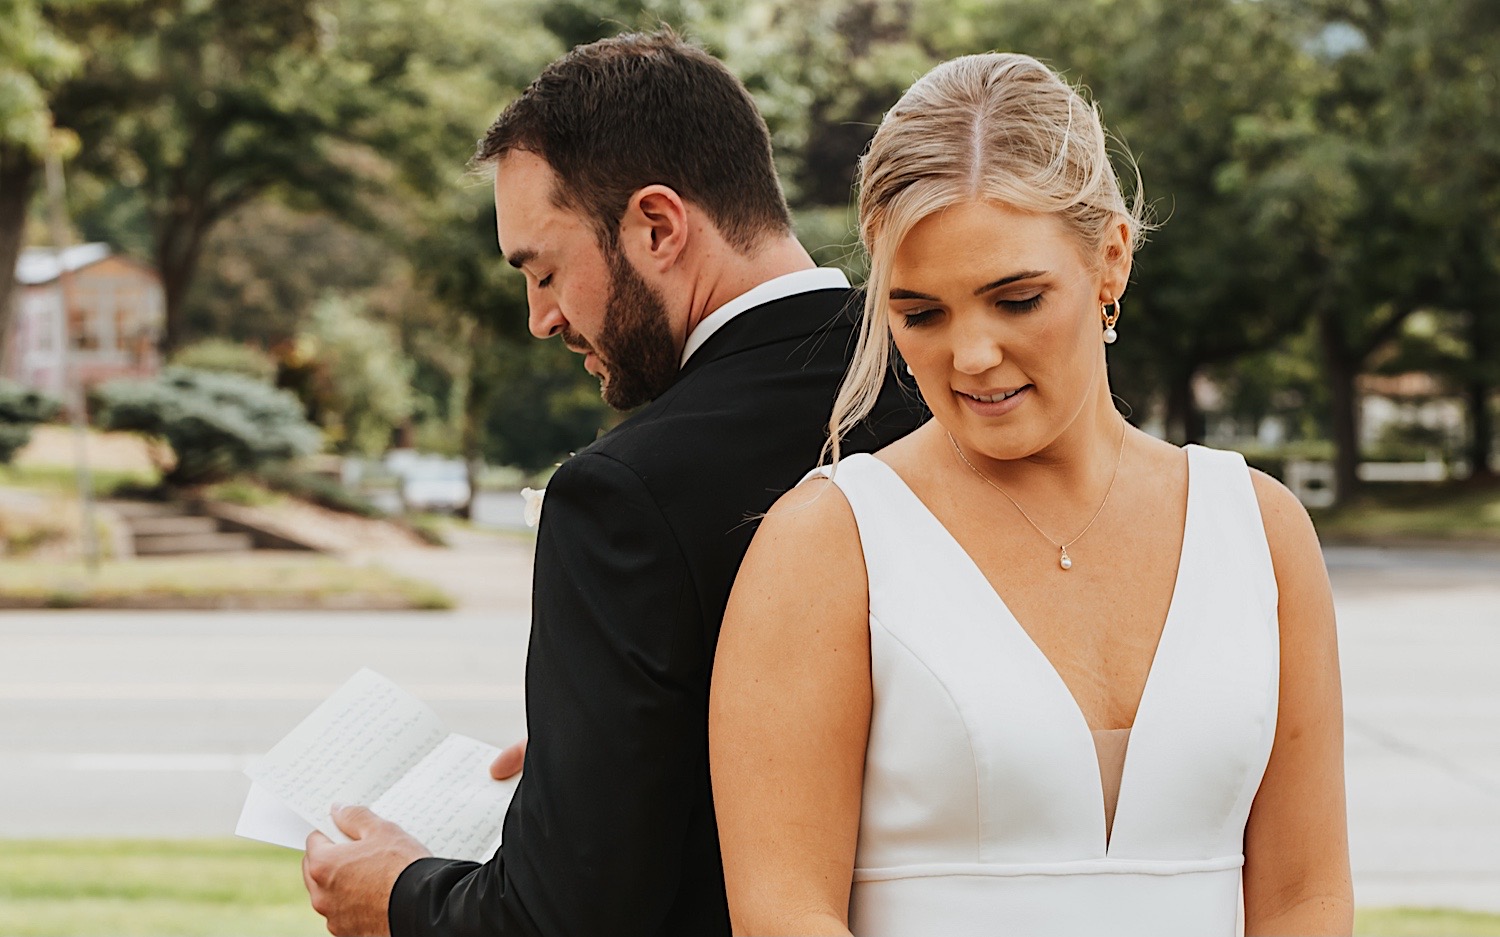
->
[826, 52, 1148, 464]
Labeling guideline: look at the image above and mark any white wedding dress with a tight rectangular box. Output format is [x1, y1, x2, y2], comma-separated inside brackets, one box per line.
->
[809, 445, 1278, 937]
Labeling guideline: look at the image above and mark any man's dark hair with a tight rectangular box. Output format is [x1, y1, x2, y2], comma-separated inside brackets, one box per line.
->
[474, 29, 792, 252]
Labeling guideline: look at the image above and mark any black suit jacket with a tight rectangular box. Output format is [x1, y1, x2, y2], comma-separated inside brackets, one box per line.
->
[389, 286, 923, 936]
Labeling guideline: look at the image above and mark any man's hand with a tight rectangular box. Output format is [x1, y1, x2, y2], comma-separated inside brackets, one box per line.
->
[303, 805, 432, 937]
[490, 737, 527, 780]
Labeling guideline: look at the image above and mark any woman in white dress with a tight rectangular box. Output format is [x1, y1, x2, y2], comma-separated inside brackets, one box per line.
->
[709, 53, 1352, 936]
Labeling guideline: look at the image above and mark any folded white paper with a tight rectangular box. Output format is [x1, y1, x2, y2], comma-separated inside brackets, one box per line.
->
[237, 668, 515, 863]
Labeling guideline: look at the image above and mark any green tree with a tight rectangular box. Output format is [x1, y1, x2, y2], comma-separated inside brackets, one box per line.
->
[44, 0, 557, 352]
[0, 0, 79, 363]
[291, 294, 415, 457]
[1259, 0, 1495, 496]
[44, 0, 341, 351]
[1410, 0, 1500, 480]
[177, 202, 391, 348]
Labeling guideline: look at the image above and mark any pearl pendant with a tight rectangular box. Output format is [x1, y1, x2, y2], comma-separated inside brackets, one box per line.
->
[1103, 326, 1118, 344]
[1059, 547, 1073, 570]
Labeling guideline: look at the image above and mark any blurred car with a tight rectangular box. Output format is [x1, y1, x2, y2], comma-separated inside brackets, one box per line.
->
[391, 455, 471, 514]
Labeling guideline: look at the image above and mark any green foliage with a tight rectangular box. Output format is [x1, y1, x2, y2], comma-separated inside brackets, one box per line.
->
[0, 380, 61, 464]
[794, 205, 864, 280]
[254, 463, 385, 518]
[477, 337, 612, 473]
[8, 0, 1491, 495]
[0, 0, 80, 155]
[169, 339, 277, 383]
[90, 368, 322, 486]
[288, 294, 415, 457]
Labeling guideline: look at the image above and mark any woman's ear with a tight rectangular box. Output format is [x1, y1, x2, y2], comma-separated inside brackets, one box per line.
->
[620, 184, 689, 273]
[1098, 218, 1134, 304]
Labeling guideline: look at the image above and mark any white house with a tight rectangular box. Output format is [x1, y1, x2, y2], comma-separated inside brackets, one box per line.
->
[3, 243, 165, 396]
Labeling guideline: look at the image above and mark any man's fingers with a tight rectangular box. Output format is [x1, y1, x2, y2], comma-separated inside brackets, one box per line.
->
[330, 804, 380, 839]
[489, 737, 528, 780]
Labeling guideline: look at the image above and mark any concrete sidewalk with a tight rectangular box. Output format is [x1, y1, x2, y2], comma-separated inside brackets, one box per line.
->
[352, 526, 535, 613]
[1330, 550, 1500, 912]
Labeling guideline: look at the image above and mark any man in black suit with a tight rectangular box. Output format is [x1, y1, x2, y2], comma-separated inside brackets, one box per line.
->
[302, 30, 919, 936]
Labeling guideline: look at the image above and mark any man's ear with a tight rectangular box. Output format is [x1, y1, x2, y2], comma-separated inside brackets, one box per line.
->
[620, 185, 690, 273]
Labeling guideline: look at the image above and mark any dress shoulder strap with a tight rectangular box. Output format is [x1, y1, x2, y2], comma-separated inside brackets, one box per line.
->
[1183, 445, 1278, 616]
[798, 453, 937, 595]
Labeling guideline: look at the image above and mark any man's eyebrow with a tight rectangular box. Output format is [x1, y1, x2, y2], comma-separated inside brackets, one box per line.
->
[505, 248, 536, 270]
[889, 270, 1046, 302]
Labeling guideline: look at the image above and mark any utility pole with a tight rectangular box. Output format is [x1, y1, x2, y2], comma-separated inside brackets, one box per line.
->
[45, 140, 101, 574]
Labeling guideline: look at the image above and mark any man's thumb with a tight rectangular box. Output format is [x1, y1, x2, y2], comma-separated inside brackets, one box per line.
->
[330, 803, 378, 838]
[490, 738, 528, 780]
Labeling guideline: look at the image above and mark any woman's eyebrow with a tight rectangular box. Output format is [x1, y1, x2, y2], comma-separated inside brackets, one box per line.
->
[889, 287, 939, 300]
[972, 270, 1046, 295]
[890, 270, 1047, 301]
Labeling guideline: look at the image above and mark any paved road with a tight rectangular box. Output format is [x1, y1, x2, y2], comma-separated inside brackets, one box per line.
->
[0, 610, 530, 840]
[1321, 547, 1500, 912]
[0, 544, 1496, 912]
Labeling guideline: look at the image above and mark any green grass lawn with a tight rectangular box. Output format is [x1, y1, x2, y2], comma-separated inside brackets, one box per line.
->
[1, 839, 1496, 935]
[1311, 482, 1500, 543]
[0, 840, 324, 936]
[1357, 907, 1500, 936]
[0, 464, 159, 499]
[0, 555, 452, 609]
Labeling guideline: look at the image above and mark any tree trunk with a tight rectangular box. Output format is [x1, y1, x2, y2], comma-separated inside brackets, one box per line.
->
[0, 146, 40, 371]
[455, 346, 492, 522]
[1163, 368, 1204, 445]
[155, 217, 211, 354]
[1466, 308, 1495, 482]
[1318, 308, 1362, 504]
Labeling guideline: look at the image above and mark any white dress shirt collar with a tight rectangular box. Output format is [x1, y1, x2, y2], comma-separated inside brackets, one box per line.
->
[679, 267, 852, 366]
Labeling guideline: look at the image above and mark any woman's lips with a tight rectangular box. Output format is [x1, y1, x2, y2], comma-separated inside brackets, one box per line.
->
[955, 384, 1031, 416]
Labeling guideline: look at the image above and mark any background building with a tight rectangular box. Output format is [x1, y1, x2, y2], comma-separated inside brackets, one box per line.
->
[2, 243, 165, 396]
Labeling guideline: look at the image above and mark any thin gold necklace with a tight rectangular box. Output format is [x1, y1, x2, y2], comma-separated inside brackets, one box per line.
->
[946, 422, 1128, 571]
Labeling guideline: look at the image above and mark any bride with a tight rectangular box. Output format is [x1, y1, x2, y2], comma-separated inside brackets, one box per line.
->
[709, 53, 1351, 936]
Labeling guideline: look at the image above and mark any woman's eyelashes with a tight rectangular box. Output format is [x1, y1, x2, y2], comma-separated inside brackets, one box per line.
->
[1000, 293, 1043, 312]
[898, 293, 1044, 328]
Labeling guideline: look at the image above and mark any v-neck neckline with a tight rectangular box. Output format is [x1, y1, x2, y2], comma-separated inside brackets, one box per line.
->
[854, 447, 1197, 854]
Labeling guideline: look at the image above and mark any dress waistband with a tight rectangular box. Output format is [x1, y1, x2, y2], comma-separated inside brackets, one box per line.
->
[853, 853, 1244, 882]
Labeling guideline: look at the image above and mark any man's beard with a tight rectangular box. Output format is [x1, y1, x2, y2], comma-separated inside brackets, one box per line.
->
[570, 247, 678, 411]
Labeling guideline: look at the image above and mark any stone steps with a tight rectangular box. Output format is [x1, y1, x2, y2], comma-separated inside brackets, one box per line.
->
[128, 516, 221, 537]
[133, 531, 256, 555]
[103, 499, 257, 557]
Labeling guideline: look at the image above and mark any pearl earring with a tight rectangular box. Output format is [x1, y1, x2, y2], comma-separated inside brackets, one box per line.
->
[1102, 297, 1121, 344]
[905, 363, 914, 375]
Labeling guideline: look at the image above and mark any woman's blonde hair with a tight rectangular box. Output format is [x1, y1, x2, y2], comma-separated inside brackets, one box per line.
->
[825, 52, 1148, 464]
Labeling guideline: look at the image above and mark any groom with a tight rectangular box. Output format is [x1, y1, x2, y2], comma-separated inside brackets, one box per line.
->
[302, 29, 920, 936]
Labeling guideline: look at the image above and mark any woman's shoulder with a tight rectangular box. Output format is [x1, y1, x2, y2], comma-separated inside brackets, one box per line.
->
[760, 467, 864, 556]
[725, 470, 870, 649]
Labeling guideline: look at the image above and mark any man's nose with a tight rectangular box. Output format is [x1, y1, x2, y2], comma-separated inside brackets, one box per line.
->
[527, 293, 565, 340]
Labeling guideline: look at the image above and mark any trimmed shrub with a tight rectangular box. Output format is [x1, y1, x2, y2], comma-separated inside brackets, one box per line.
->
[0, 381, 62, 465]
[91, 368, 323, 486]
[255, 463, 385, 518]
[170, 339, 278, 383]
